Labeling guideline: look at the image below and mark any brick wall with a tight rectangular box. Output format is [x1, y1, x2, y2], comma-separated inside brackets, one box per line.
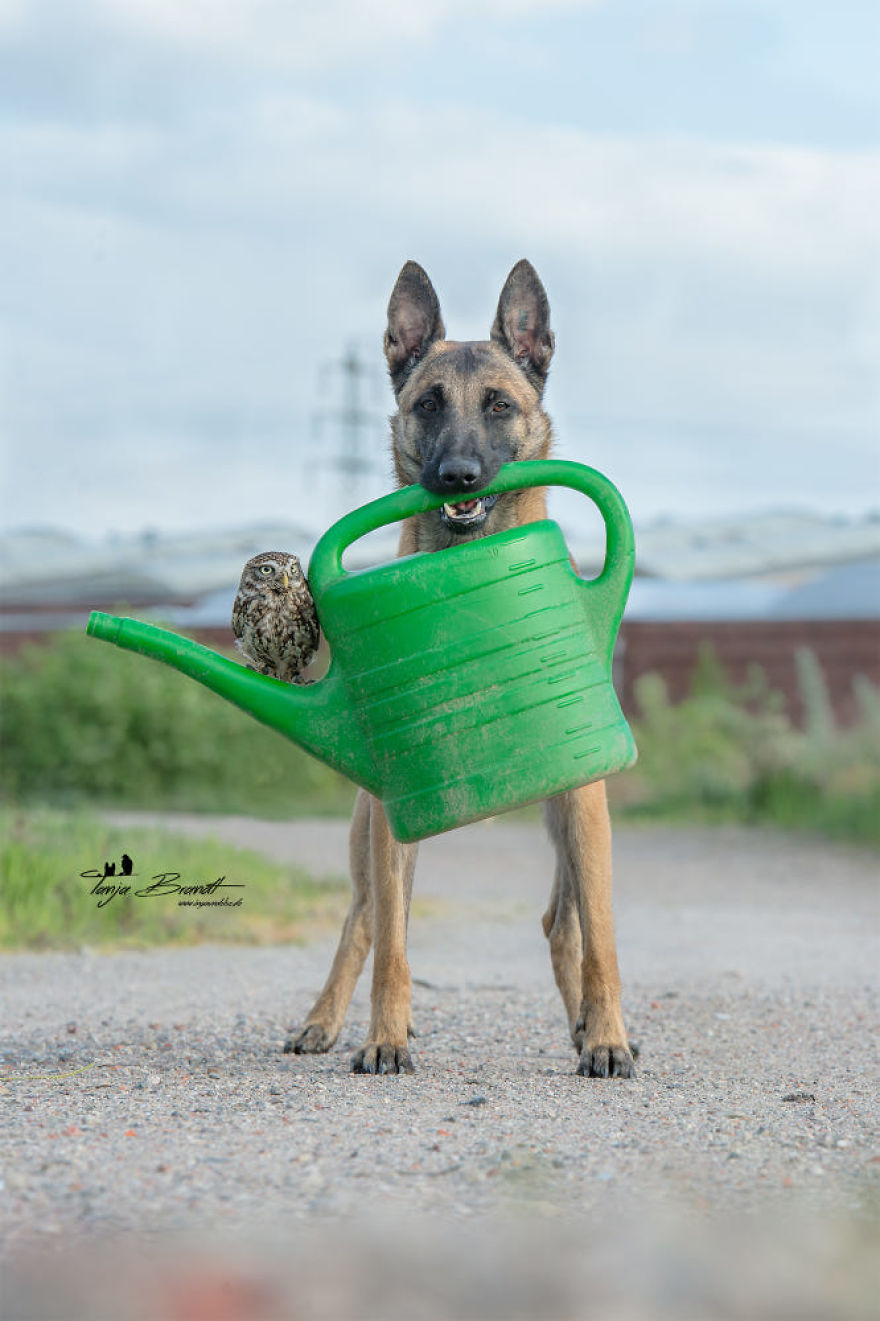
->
[189, 619, 880, 727]
[3, 615, 878, 729]
[618, 619, 880, 727]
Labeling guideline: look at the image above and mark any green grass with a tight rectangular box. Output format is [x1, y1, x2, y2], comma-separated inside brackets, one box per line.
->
[0, 808, 347, 950]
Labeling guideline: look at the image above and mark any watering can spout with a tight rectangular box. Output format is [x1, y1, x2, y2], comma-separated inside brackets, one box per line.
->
[86, 612, 372, 790]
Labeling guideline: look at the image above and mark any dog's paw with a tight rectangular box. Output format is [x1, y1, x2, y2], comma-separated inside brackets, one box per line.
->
[576, 1044, 635, 1079]
[350, 1044, 415, 1075]
[283, 1023, 335, 1055]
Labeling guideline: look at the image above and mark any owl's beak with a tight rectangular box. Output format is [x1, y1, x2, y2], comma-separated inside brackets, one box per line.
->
[281, 571, 289, 588]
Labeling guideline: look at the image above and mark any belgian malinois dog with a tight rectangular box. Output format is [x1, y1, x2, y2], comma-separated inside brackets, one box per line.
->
[286, 260, 634, 1079]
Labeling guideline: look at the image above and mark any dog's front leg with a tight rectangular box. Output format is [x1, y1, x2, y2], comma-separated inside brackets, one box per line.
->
[285, 790, 374, 1056]
[350, 795, 418, 1075]
[543, 783, 635, 1078]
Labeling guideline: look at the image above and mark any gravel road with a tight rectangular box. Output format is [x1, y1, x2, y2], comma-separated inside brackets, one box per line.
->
[2, 815, 878, 1319]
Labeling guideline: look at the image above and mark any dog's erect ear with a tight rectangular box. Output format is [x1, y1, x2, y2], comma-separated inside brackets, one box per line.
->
[384, 261, 446, 396]
[491, 260, 554, 394]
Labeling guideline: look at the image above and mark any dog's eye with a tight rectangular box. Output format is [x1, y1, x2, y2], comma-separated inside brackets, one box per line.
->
[492, 400, 509, 413]
[419, 397, 437, 413]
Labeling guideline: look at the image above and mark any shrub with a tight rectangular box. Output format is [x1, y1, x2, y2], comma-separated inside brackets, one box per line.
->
[617, 645, 880, 844]
[2, 632, 877, 844]
[0, 630, 355, 818]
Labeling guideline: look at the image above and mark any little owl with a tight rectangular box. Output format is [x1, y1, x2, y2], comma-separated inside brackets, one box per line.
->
[232, 551, 320, 684]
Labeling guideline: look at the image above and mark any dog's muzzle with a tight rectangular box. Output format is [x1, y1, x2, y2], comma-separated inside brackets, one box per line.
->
[440, 494, 498, 532]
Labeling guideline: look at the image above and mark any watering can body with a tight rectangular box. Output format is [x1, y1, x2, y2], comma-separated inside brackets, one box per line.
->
[88, 460, 637, 842]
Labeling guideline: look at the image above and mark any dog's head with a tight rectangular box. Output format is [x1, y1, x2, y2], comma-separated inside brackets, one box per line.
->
[385, 260, 554, 538]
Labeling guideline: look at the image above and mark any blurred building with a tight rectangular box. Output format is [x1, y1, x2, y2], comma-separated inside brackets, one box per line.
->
[2, 510, 878, 725]
[612, 513, 880, 727]
[0, 521, 317, 649]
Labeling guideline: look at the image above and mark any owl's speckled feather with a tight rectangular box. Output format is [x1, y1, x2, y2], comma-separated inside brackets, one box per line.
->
[232, 551, 320, 684]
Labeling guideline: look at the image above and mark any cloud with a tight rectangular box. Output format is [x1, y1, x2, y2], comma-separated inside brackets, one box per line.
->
[35, 0, 599, 76]
[1, 3, 877, 533]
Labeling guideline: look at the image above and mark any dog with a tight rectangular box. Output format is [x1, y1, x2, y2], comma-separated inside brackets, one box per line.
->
[285, 260, 634, 1079]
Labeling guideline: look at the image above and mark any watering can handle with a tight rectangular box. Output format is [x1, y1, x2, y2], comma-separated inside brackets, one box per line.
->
[308, 458, 635, 610]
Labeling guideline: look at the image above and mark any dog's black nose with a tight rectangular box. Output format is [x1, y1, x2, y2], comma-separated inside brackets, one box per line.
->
[437, 456, 482, 491]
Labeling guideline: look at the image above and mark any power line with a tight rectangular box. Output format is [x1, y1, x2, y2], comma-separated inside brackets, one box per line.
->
[312, 344, 386, 505]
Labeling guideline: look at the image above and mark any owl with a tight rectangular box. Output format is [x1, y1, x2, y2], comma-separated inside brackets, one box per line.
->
[231, 551, 320, 685]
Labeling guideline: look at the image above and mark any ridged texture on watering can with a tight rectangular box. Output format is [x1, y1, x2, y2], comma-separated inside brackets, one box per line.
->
[313, 519, 635, 841]
[87, 460, 637, 842]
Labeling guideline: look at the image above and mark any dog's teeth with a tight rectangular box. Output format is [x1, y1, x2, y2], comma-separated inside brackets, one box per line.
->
[443, 498, 484, 523]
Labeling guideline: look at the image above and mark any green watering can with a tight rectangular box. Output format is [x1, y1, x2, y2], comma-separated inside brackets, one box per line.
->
[87, 460, 637, 842]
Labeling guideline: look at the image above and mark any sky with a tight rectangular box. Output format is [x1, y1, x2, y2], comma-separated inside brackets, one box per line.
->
[1, 0, 878, 542]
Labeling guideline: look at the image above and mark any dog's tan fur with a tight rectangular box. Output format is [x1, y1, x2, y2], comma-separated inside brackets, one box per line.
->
[287, 261, 634, 1078]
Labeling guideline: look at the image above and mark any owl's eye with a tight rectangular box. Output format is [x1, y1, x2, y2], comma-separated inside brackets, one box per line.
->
[259, 564, 275, 576]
